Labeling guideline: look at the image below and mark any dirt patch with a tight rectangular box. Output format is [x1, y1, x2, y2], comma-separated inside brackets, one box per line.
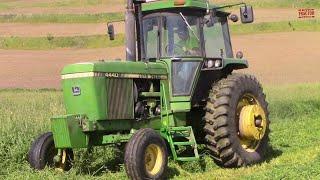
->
[0, 32, 319, 88]
[0, 22, 124, 37]
[232, 32, 320, 85]
[0, 47, 125, 89]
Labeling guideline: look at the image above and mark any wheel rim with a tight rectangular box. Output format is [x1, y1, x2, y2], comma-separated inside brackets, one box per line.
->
[47, 146, 70, 171]
[55, 149, 68, 171]
[144, 144, 163, 175]
[237, 93, 267, 152]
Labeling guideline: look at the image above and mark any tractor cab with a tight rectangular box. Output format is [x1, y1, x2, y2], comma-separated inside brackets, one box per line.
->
[108, 0, 254, 100]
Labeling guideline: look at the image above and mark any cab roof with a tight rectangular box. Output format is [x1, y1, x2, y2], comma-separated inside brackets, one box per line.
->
[142, 0, 218, 12]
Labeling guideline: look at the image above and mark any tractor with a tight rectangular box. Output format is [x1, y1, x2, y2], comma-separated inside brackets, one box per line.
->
[28, 0, 270, 179]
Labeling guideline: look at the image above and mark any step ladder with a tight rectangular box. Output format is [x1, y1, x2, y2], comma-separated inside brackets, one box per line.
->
[167, 126, 199, 161]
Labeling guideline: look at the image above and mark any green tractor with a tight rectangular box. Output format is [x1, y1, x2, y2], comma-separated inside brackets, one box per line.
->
[28, 0, 269, 179]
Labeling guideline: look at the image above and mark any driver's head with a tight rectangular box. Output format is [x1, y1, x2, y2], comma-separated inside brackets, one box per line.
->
[176, 24, 189, 41]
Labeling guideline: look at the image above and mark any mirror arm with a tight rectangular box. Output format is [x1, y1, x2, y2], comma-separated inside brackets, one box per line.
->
[213, 2, 246, 10]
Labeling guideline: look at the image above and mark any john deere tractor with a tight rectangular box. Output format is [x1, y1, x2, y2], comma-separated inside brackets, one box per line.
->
[28, 0, 269, 179]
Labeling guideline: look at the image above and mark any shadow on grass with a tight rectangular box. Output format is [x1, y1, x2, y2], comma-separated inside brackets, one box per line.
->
[263, 145, 283, 163]
[74, 146, 125, 176]
[167, 166, 180, 179]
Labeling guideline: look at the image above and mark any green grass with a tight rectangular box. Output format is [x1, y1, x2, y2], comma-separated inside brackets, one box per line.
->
[230, 19, 320, 35]
[0, 34, 124, 50]
[0, 19, 318, 50]
[0, 13, 124, 23]
[214, 0, 320, 8]
[0, 0, 319, 10]
[1, 83, 320, 179]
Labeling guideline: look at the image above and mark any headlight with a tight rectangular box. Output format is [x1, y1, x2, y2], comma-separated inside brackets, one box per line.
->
[214, 59, 222, 68]
[203, 58, 223, 70]
[207, 60, 214, 68]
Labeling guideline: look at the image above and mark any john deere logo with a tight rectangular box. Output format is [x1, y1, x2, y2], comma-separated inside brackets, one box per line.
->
[72, 87, 81, 96]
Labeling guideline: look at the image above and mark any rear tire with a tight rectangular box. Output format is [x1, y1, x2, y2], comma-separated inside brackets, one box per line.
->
[124, 128, 168, 180]
[203, 74, 269, 167]
[28, 132, 74, 171]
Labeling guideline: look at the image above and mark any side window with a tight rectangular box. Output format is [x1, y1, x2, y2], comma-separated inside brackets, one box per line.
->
[204, 16, 232, 58]
[143, 17, 159, 59]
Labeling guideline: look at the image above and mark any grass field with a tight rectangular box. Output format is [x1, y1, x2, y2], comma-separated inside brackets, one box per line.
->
[1, 83, 320, 179]
[0, 34, 124, 50]
[0, 13, 124, 23]
[215, 0, 320, 8]
[0, 0, 319, 10]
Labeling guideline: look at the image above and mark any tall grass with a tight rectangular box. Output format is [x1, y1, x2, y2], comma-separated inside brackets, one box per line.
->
[1, 83, 320, 179]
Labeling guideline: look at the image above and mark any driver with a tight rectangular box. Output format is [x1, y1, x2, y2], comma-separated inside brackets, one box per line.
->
[174, 24, 200, 56]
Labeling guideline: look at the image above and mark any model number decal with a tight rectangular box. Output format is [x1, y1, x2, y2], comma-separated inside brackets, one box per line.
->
[105, 73, 166, 79]
[62, 72, 167, 80]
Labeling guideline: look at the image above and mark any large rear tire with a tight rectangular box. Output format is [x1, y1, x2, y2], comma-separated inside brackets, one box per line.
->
[28, 132, 74, 171]
[124, 128, 168, 180]
[203, 74, 269, 167]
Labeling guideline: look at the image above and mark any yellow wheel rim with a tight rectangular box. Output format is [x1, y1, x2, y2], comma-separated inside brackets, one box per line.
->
[237, 94, 267, 152]
[55, 149, 67, 172]
[144, 144, 163, 175]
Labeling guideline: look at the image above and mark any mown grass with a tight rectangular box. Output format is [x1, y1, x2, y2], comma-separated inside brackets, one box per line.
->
[0, 13, 124, 23]
[0, 34, 124, 50]
[0, 19, 318, 50]
[1, 83, 320, 179]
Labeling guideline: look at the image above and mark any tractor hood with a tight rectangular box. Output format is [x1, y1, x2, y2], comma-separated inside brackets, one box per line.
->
[61, 61, 168, 75]
[60, 61, 168, 121]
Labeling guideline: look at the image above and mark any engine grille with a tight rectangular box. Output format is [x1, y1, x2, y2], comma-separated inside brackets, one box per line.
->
[106, 78, 134, 119]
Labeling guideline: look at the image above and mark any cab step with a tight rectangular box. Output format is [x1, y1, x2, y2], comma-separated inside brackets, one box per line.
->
[167, 126, 199, 162]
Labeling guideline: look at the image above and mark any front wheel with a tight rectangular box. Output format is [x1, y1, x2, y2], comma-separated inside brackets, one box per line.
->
[124, 128, 168, 180]
[28, 132, 74, 171]
[203, 74, 270, 167]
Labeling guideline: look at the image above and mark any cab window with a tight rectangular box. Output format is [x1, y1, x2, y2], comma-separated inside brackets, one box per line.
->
[204, 16, 233, 58]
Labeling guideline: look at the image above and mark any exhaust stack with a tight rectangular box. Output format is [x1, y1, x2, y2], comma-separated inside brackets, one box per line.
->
[125, 0, 136, 61]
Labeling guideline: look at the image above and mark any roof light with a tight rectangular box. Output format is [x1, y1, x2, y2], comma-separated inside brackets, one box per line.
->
[174, 0, 185, 6]
[145, 0, 159, 2]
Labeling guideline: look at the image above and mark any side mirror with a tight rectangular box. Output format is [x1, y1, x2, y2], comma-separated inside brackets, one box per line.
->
[240, 5, 254, 23]
[107, 23, 115, 40]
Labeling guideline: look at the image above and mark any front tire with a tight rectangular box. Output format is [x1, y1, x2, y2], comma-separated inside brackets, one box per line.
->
[124, 128, 168, 180]
[28, 132, 74, 171]
[203, 74, 270, 167]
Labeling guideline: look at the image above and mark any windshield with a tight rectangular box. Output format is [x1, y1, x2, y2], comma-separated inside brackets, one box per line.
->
[143, 13, 202, 60]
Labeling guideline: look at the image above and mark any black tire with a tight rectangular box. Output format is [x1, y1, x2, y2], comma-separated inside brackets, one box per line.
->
[203, 74, 270, 167]
[124, 128, 168, 180]
[28, 132, 74, 171]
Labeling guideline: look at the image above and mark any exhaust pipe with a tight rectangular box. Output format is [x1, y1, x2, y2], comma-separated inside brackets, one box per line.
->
[125, 0, 136, 61]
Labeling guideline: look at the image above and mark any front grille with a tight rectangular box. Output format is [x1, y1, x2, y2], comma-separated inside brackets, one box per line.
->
[106, 78, 134, 119]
